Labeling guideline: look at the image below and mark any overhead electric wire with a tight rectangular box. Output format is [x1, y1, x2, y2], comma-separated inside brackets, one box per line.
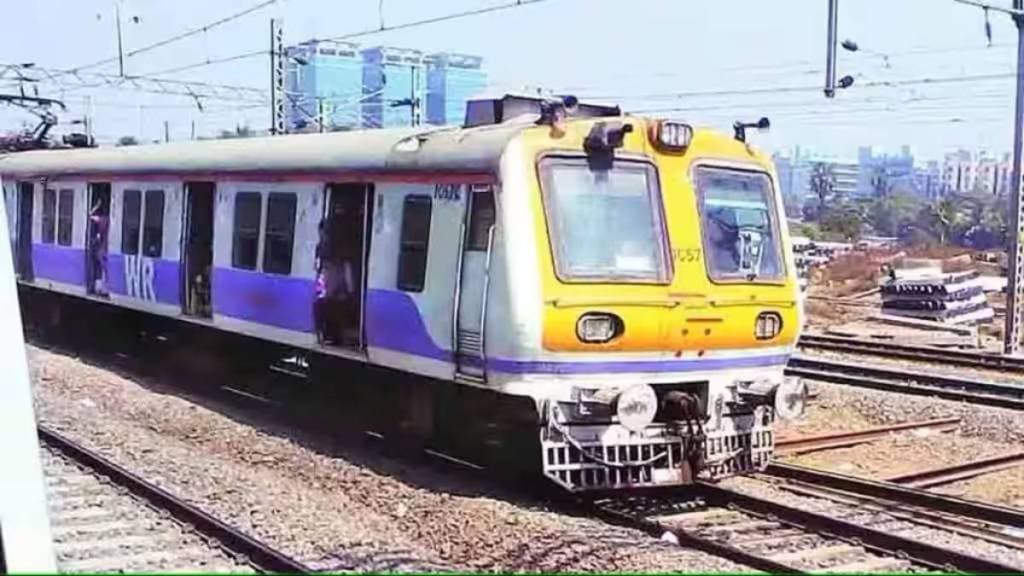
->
[553, 40, 1014, 95]
[135, 0, 553, 78]
[584, 70, 1019, 105]
[69, 0, 285, 73]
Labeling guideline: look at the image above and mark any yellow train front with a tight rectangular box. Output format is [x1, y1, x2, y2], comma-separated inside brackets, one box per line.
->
[483, 97, 806, 491]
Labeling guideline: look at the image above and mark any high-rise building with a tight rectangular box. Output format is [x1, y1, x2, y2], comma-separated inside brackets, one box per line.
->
[426, 53, 487, 126]
[285, 41, 488, 131]
[941, 149, 1011, 195]
[856, 146, 915, 197]
[771, 147, 859, 206]
[285, 40, 363, 131]
[361, 47, 428, 129]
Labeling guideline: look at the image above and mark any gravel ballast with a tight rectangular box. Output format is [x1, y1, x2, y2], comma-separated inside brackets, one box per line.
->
[722, 475, 1024, 570]
[781, 378, 1024, 507]
[28, 344, 745, 573]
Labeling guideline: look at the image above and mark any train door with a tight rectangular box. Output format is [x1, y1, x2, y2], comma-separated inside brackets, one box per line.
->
[182, 182, 215, 317]
[454, 185, 496, 379]
[85, 183, 111, 295]
[316, 183, 372, 348]
[15, 182, 33, 281]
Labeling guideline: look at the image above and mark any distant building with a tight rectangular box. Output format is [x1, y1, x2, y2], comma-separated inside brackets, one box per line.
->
[361, 46, 428, 129]
[914, 160, 942, 200]
[426, 53, 487, 126]
[285, 40, 364, 131]
[941, 149, 1011, 195]
[771, 146, 859, 205]
[857, 146, 915, 198]
[285, 40, 487, 131]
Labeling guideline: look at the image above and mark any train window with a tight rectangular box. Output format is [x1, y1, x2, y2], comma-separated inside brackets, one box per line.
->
[121, 189, 141, 255]
[263, 193, 297, 275]
[466, 188, 495, 252]
[695, 167, 784, 282]
[232, 192, 262, 270]
[397, 195, 432, 292]
[143, 190, 164, 257]
[57, 189, 74, 246]
[539, 158, 669, 283]
[41, 189, 56, 244]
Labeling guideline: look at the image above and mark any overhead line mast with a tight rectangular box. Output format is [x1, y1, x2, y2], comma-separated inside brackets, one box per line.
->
[955, 0, 1024, 355]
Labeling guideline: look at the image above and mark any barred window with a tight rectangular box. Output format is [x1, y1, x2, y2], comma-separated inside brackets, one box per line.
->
[232, 192, 262, 270]
[396, 195, 432, 292]
[263, 192, 296, 275]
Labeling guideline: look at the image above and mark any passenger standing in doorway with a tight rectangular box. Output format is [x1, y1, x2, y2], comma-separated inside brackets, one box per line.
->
[88, 200, 109, 295]
[315, 217, 356, 345]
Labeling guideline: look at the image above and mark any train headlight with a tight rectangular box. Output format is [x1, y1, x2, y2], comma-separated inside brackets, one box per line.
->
[576, 313, 622, 344]
[616, 383, 658, 432]
[755, 312, 783, 340]
[648, 120, 693, 152]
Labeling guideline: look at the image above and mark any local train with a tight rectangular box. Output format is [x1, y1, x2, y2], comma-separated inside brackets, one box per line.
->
[0, 94, 806, 491]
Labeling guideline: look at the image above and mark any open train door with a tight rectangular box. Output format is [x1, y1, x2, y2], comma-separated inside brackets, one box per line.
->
[454, 184, 496, 380]
[0, 176, 57, 573]
[15, 182, 33, 282]
[182, 182, 215, 317]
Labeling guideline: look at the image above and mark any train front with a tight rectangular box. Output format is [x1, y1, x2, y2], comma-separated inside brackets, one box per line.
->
[494, 109, 805, 492]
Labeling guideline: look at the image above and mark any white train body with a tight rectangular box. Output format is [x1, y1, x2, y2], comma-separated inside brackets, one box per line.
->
[1, 98, 803, 491]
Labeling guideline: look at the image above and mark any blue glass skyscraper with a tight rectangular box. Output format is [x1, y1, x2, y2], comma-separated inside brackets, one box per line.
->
[426, 53, 487, 126]
[285, 40, 487, 130]
[285, 40, 364, 131]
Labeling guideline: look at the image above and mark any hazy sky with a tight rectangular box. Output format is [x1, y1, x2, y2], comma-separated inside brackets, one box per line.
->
[0, 0, 1020, 161]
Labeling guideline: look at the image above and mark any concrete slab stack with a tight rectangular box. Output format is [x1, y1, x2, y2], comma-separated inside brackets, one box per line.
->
[879, 269, 994, 325]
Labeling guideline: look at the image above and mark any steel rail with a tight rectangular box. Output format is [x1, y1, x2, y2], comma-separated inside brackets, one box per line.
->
[799, 333, 1024, 372]
[775, 417, 961, 455]
[885, 451, 1024, 488]
[767, 461, 1024, 528]
[696, 482, 1020, 573]
[586, 500, 804, 574]
[786, 355, 1024, 410]
[38, 425, 311, 574]
[768, 473, 1024, 552]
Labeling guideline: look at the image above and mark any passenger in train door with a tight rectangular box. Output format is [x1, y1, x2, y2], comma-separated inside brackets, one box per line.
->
[88, 200, 109, 295]
[314, 209, 358, 346]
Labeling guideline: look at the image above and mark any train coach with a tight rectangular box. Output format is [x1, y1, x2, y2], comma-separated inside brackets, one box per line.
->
[0, 94, 806, 491]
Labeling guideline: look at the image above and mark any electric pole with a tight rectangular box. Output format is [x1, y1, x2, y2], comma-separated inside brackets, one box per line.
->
[269, 18, 285, 135]
[955, 0, 1024, 354]
[115, 2, 126, 77]
[824, 0, 839, 97]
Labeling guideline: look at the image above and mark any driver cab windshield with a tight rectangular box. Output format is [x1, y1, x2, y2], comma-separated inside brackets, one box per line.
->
[695, 166, 784, 282]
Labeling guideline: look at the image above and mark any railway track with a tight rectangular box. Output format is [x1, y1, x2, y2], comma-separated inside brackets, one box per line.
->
[786, 354, 1024, 409]
[588, 481, 1020, 573]
[40, 425, 311, 574]
[799, 334, 1024, 372]
[764, 462, 1024, 558]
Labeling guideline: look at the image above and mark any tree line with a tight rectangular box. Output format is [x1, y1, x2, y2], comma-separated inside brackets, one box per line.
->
[788, 162, 1009, 251]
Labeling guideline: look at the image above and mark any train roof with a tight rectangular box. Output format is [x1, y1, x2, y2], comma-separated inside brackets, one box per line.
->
[0, 121, 530, 179]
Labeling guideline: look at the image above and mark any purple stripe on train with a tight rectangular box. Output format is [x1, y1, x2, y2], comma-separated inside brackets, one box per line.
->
[212, 267, 315, 333]
[364, 288, 790, 374]
[365, 288, 454, 362]
[107, 254, 181, 306]
[32, 244, 85, 286]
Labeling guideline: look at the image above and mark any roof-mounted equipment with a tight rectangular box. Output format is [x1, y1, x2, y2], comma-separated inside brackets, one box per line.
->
[733, 117, 770, 143]
[583, 121, 633, 170]
[463, 94, 619, 128]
